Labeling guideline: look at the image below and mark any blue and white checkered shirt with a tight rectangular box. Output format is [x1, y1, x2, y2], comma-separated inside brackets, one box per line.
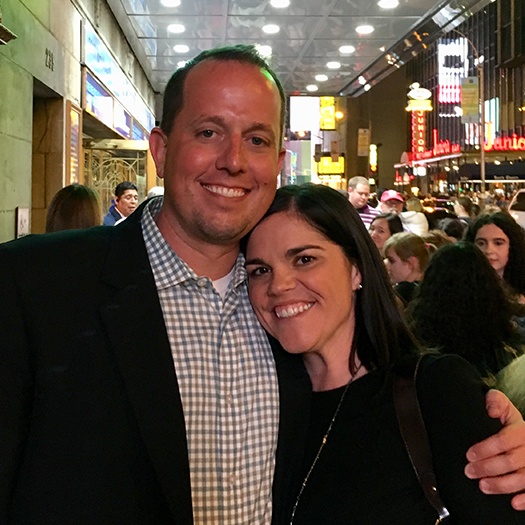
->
[141, 198, 280, 524]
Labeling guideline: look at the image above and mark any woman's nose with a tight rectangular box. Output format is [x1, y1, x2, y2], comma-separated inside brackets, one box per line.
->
[267, 269, 295, 295]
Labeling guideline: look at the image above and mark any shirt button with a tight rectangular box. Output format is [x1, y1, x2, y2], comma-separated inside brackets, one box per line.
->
[225, 393, 233, 406]
[197, 277, 207, 287]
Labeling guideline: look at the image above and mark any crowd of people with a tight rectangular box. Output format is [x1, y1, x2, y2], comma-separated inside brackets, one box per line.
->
[3, 44, 525, 524]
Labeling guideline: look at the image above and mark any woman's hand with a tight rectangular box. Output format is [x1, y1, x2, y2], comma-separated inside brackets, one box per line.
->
[465, 389, 525, 510]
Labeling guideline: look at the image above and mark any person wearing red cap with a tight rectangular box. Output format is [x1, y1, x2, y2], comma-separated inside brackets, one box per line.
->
[380, 189, 405, 214]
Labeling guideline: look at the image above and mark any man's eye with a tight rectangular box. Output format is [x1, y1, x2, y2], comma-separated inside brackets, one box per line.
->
[201, 129, 214, 138]
[251, 137, 266, 146]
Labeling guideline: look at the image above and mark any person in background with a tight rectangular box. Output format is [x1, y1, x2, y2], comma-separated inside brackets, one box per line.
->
[408, 242, 524, 379]
[147, 186, 165, 199]
[347, 176, 380, 229]
[103, 181, 139, 226]
[380, 189, 405, 214]
[244, 184, 525, 524]
[400, 196, 429, 236]
[454, 195, 474, 225]
[438, 217, 468, 242]
[383, 231, 435, 306]
[369, 212, 404, 256]
[45, 184, 102, 233]
[465, 212, 525, 304]
[421, 229, 454, 249]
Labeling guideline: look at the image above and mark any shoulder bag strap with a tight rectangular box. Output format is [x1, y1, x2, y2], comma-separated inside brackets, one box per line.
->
[393, 355, 451, 524]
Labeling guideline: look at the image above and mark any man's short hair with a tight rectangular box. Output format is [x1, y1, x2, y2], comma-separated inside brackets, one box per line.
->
[159, 45, 286, 144]
[115, 181, 138, 198]
[347, 176, 370, 190]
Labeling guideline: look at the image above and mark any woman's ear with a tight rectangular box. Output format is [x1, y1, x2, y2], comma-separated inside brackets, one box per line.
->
[406, 255, 419, 272]
[351, 264, 362, 291]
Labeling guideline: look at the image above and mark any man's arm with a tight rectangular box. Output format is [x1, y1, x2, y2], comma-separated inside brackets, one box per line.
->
[465, 389, 525, 510]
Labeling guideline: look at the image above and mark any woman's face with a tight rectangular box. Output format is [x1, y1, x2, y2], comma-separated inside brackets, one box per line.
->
[384, 248, 413, 283]
[475, 224, 510, 278]
[245, 211, 361, 357]
[369, 218, 391, 253]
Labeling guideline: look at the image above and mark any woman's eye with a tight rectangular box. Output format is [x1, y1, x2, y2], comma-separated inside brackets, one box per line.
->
[297, 255, 315, 265]
[249, 266, 269, 277]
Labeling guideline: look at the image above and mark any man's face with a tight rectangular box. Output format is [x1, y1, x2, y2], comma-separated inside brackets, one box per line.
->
[348, 183, 370, 209]
[149, 59, 285, 248]
[115, 189, 138, 217]
[384, 199, 404, 214]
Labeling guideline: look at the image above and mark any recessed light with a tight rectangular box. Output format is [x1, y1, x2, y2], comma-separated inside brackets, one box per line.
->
[356, 25, 374, 35]
[358, 76, 366, 85]
[167, 23, 185, 34]
[379, 46, 386, 52]
[364, 84, 371, 91]
[306, 84, 318, 92]
[256, 44, 272, 58]
[339, 45, 356, 54]
[326, 61, 341, 69]
[177, 60, 187, 68]
[315, 74, 328, 81]
[173, 44, 189, 53]
[270, 0, 290, 7]
[161, 0, 181, 6]
[378, 0, 399, 8]
[263, 24, 280, 34]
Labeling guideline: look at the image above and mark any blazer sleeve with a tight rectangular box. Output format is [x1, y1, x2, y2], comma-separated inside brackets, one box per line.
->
[417, 353, 525, 524]
[0, 244, 34, 520]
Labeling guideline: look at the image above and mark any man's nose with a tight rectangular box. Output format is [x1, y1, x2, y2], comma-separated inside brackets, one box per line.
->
[216, 136, 247, 175]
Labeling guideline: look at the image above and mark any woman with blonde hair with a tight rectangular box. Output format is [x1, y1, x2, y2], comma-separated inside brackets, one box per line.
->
[383, 231, 435, 305]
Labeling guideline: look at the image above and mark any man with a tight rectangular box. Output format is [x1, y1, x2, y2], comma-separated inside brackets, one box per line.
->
[380, 188, 405, 214]
[347, 176, 380, 229]
[103, 181, 139, 225]
[1, 45, 525, 524]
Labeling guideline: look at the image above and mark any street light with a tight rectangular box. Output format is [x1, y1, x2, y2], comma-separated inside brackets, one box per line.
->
[449, 28, 486, 193]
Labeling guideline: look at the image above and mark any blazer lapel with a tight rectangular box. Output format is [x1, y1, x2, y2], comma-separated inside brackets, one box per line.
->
[99, 209, 193, 524]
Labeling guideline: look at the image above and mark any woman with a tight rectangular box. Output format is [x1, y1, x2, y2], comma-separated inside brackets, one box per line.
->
[400, 196, 429, 235]
[465, 212, 525, 303]
[383, 231, 434, 305]
[46, 184, 102, 233]
[408, 242, 523, 378]
[368, 212, 403, 255]
[244, 184, 521, 524]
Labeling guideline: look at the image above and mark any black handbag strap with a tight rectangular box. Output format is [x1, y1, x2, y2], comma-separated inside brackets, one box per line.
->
[393, 355, 451, 524]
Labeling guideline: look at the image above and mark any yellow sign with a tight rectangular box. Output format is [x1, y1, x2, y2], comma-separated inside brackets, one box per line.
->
[320, 96, 336, 130]
[406, 99, 433, 112]
[317, 155, 344, 175]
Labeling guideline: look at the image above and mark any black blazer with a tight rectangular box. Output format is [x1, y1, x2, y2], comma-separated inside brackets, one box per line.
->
[0, 207, 310, 524]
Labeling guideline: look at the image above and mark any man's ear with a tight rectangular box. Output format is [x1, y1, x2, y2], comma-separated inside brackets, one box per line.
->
[149, 127, 168, 179]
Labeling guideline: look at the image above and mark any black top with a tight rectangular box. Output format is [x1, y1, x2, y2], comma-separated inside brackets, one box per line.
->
[289, 354, 523, 525]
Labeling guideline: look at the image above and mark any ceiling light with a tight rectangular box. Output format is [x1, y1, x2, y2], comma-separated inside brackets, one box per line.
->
[364, 84, 371, 91]
[167, 23, 185, 34]
[358, 76, 366, 85]
[263, 24, 280, 34]
[339, 45, 355, 54]
[161, 0, 181, 6]
[177, 60, 187, 68]
[326, 61, 341, 69]
[378, 0, 399, 8]
[270, 0, 290, 7]
[255, 44, 272, 58]
[315, 74, 328, 81]
[173, 44, 189, 53]
[306, 84, 318, 92]
[356, 25, 374, 35]
[379, 46, 386, 52]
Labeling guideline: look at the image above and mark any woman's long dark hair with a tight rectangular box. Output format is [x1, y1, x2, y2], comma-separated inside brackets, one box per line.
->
[407, 241, 522, 376]
[371, 212, 404, 236]
[465, 212, 525, 296]
[243, 183, 419, 373]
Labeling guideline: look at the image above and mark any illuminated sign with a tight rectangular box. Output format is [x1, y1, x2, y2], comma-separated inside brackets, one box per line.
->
[438, 38, 469, 104]
[369, 144, 377, 172]
[406, 99, 433, 111]
[461, 77, 479, 124]
[317, 154, 345, 175]
[320, 96, 336, 130]
[484, 134, 525, 151]
[411, 111, 426, 155]
[412, 129, 461, 160]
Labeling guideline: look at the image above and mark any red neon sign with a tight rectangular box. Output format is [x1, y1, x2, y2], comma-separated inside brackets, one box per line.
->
[412, 129, 461, 160]
[484, 134, 525, 152]
[411, 111, 426, 155]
